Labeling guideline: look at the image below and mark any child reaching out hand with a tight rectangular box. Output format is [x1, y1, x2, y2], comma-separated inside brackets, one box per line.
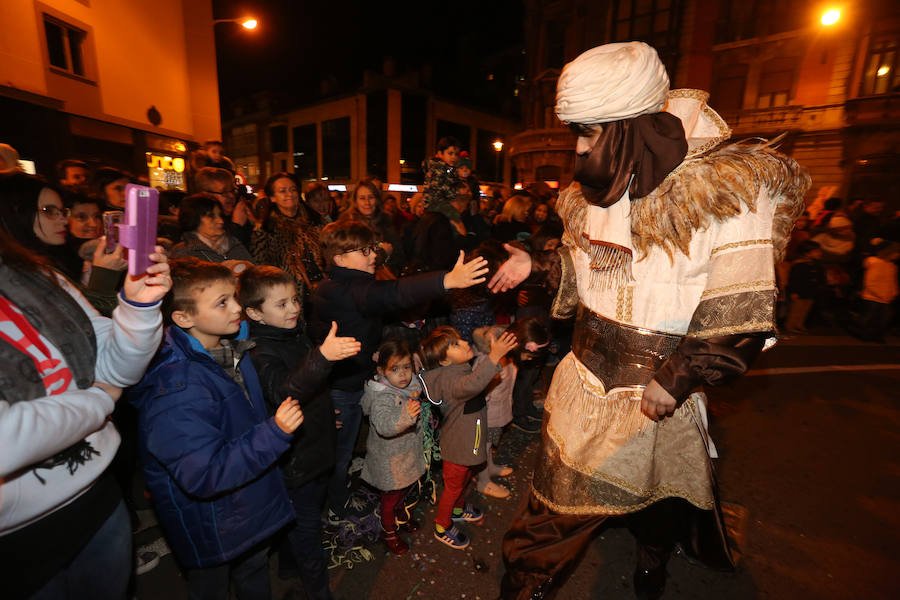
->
[239, 264, 360, 599]
[421, 326, 518, 550]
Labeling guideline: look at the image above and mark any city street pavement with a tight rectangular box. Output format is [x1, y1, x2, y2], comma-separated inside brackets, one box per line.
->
[134, 332, 900, 599]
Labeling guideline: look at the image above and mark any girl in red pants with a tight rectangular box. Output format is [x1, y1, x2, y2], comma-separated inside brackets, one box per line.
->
[360, 339, 430, 555]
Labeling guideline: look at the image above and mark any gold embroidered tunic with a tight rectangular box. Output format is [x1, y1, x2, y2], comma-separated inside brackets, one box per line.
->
[533, 97, 810, 515]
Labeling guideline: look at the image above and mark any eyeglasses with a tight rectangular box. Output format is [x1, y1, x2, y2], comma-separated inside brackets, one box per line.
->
[343, 245, 379, 256]
[39, 206, 71, 219]
[209, 187, 238, 197]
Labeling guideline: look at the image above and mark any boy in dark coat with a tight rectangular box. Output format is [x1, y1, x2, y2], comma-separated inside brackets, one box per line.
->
[239, 265, 360, 600]
[132, 258, 304, 598]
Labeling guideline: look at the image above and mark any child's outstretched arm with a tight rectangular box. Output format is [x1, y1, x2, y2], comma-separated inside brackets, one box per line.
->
[319, 321, 361, 362]
[488, 331, 518, 365]
[443, 251, 488, 290]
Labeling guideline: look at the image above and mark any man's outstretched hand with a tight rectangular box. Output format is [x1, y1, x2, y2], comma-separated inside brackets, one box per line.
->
[489, 243, 532, 293]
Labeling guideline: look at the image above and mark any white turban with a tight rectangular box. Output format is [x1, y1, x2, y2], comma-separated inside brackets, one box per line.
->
[555, 42, 670, 125]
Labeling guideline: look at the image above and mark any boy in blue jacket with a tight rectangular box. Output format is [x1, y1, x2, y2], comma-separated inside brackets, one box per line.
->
[132, 258, 304, 599]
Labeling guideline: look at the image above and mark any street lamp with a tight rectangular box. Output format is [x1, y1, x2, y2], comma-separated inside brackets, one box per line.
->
[820, 9, 840, 26]
[214, 17, 258, 30]
[493, 140, 503, 183]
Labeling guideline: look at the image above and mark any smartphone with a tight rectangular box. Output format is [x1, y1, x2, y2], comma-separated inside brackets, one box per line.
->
[102, 211, 124, 253]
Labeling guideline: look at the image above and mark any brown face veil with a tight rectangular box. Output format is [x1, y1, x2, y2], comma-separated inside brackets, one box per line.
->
[574, 112, 688, 208]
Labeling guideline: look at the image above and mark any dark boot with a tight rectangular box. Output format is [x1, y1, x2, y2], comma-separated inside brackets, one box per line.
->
[383, 530, 409, 555]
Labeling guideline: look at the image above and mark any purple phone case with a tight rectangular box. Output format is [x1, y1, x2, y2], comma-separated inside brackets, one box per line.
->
[117, 184, 159, 276]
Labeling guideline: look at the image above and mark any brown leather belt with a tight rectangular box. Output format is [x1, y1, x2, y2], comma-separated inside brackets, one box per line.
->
[572, 303, 681, 390]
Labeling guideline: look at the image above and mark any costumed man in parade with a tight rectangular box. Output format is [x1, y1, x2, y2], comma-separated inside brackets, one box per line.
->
[489, 42, 810, 599]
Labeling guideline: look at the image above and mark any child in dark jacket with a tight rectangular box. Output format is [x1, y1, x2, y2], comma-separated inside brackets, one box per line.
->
[132, 258, 304, 599]
[421, 326, 518, 550]
[309, 220, 489, 521]
[239, 265, 360, 600]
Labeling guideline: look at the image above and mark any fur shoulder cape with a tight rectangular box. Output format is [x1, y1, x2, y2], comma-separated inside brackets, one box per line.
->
[557, 140, 811, 262]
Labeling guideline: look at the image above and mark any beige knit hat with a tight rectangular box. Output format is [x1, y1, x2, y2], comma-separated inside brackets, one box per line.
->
[555, 42, 669, 125]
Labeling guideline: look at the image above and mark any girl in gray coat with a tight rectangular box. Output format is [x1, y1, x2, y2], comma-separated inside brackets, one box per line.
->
[361, 339, 431, 555]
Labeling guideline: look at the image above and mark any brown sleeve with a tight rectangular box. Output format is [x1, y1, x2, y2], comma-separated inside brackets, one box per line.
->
[652, 333, 767, 403]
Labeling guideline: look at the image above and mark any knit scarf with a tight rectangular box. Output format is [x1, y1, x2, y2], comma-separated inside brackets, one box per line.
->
[0, 261, 99, 481]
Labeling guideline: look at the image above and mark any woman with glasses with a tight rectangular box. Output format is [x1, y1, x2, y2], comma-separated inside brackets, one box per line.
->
[0, 174, 129, 314]
[252, 173, 325, 316]
[0, 172, 83, 281]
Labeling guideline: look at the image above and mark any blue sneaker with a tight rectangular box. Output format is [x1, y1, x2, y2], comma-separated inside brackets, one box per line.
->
[433, 524, 470, 549]
[451, 503, 484, 523]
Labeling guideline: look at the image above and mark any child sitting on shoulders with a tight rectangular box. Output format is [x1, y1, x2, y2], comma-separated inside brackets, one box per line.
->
[361, 339, 437, 555]
[471, 325, 517, 499]
[421, 326, 517, 550]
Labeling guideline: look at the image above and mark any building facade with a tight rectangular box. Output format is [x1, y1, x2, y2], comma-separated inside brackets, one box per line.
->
[511, 0, 900, 206]
[223, 70, 520, 190]
[0, 0, 221, 188]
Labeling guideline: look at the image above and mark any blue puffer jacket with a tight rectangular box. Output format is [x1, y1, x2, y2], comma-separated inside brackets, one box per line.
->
[131, 323, 294, 569]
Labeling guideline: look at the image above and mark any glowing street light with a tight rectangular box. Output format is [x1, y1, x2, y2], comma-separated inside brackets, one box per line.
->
[214, 17, 259, 30]
[492, 140, 504, 183]
[821, 9, 840, 26]
[877, 65, 890, 77]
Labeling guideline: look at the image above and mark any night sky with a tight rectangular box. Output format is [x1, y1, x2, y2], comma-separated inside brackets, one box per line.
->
[213, 0, 525, 117]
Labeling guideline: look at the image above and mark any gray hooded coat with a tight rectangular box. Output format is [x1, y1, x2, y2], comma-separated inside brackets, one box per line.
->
[360, 378, 426, 492]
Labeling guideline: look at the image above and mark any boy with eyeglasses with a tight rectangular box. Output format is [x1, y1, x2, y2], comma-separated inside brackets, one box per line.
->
[310, 219, 489, 522]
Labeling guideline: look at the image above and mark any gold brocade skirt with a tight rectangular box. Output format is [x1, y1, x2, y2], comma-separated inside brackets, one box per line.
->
[531, 352, 717, 516]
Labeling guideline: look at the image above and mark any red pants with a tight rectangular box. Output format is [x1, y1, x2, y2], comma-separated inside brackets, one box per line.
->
[380, 486, 410, 532]
[434, 461, 473, 528]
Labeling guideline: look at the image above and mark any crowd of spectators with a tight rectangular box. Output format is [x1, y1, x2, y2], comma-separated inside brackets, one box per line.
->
[1, 134, 897, 599]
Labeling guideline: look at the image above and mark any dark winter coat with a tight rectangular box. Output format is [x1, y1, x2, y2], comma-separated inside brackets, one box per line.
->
[309, 266, 448, 392]
[169, 231, 254, 264]
[423, 359, 500, 466]
[131, 324, 294, 569]
[247, 321, 336, 489]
